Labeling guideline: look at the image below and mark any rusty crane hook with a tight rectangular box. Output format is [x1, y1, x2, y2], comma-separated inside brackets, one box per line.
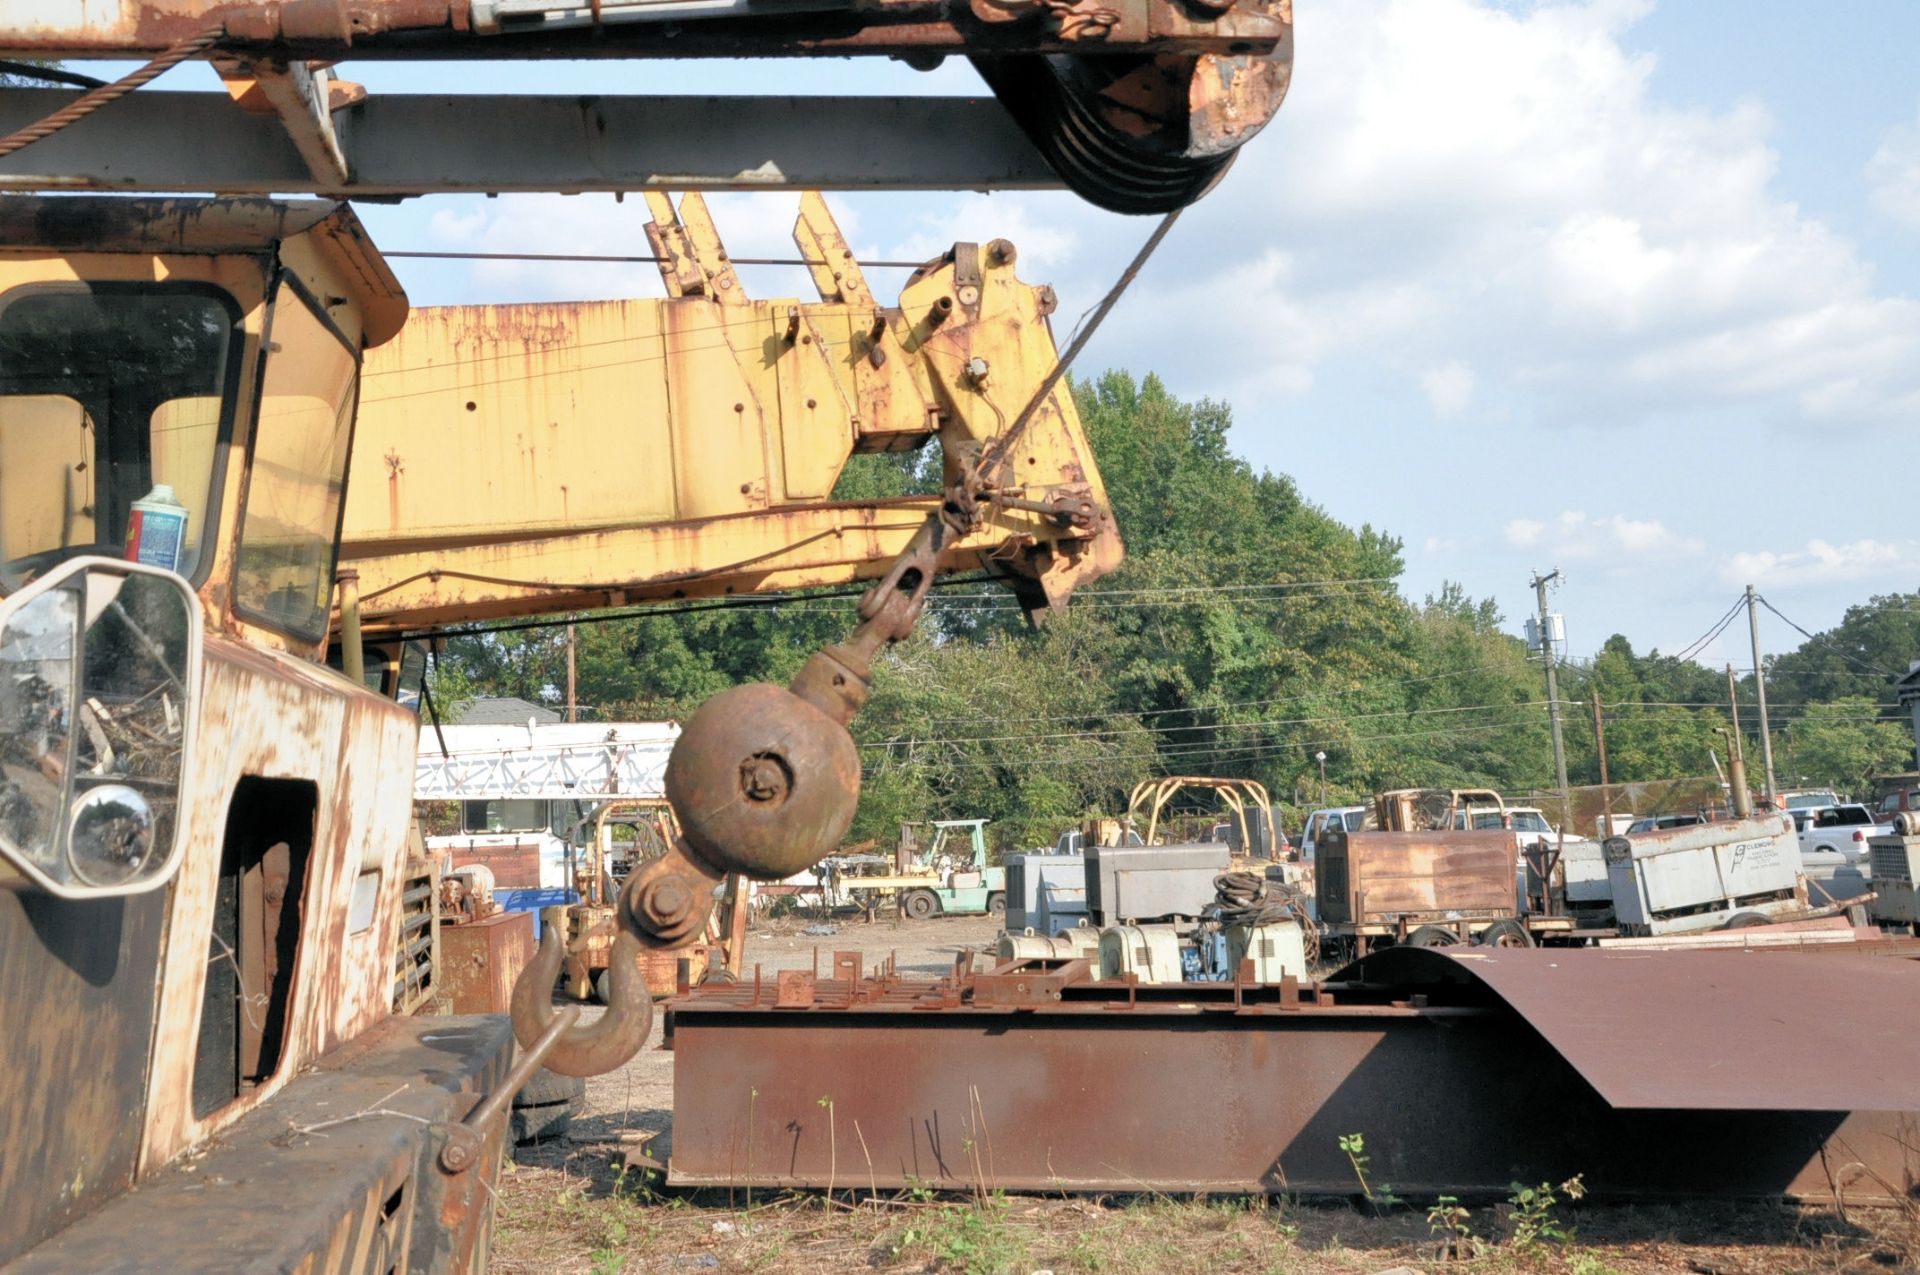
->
[508, 918, 654, 1078]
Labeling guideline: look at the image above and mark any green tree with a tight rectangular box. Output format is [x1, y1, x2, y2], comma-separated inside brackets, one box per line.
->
[1777, 697, 1913, 794]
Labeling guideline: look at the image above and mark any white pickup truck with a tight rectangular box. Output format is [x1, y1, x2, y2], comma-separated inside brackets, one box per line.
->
[1793, 803, 1886, 906]
[1297, 805, 1369, 863]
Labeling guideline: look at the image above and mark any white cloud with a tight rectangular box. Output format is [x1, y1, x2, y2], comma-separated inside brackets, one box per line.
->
[1868, 104, 1920, 231]
[1720, 538, 1914, 589]
[1064, 0, 1920, 434]
[1503, 518, 1546, 548]
[1509, 509, 1703, 561]
[1421, 361, 1475, 417]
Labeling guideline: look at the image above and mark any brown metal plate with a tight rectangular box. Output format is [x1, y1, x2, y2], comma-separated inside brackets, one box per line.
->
[1351, 947, 1920, 1111]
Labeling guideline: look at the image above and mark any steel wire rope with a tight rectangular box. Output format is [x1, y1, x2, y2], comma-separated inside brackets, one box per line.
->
[0, 28, 224, 161]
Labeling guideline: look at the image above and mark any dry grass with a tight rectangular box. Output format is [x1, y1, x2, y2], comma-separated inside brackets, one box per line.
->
[490, 1144, 1920, 1275]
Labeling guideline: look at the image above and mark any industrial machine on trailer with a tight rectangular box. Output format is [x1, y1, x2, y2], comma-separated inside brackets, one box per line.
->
[1312, 787, 1573, 954]
[0, 185, 1131, 1268]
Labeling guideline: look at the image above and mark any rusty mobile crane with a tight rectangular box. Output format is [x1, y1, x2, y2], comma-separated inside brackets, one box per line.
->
[0, 2, 1294, 1265]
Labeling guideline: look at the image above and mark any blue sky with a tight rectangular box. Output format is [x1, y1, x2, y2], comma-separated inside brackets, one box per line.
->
[322, 0, 1920, 669]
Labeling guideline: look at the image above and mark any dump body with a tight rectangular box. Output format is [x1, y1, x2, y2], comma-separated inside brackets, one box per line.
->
[1316, 829, 1518, 929]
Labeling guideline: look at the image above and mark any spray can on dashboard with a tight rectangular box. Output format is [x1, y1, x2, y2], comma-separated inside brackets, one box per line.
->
[125, 484, 189, 574]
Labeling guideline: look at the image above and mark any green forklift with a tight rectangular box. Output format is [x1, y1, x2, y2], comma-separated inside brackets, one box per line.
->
[840, 820, 1005, 920]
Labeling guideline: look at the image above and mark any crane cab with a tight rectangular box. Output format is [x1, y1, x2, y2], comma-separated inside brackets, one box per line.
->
[0, 196, 511, 1272]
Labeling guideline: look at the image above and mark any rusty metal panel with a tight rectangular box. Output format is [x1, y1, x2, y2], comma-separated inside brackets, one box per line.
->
[1351, 946, 1920, 1113]
[439, 911, 536, 1015]
[7, 1013, 512, 1275]
[1317, 830, 1516, 925]
[667, 988, 1916, 1201]
[0, 888, 168, 1266]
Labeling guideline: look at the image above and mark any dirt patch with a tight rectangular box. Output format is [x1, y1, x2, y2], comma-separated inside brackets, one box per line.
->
[496, 914, 1920, 1275]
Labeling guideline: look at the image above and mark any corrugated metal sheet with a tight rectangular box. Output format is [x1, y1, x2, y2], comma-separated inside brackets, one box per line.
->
[1351, 946, 1920, 1112]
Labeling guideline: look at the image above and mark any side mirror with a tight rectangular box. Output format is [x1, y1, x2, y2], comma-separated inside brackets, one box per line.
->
[0, 557, 201, 897]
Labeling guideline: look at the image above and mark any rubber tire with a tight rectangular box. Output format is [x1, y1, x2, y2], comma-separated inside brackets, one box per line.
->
[700, 966, 739, 986]
[592, 967, 611, 1006]
[514, 1067, 586, 1109]
[903, 890, 940, 921]
[510, 1099, 577, 1146]
[1404, 924, 1461, 948]
[1724, 911, 1772, 929]
[1476, 919, 1535, 948]
[986, 892, 1007, 917]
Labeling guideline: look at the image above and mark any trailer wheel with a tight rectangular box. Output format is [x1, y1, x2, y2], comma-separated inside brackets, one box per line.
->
[1476, 919, 1534, 948]
[1403, 924, 1460, 948]
[1724, 911, 1772, 929]
[903, 890, 940, 921]
[986, 891, 1007, 917]
[593, 967, 611, 1006]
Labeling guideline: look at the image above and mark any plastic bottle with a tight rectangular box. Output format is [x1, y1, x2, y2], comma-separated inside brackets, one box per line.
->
[124, 484, 189, 573]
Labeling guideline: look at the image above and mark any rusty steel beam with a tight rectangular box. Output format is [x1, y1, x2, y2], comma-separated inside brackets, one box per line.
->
[0, 0, 1282, 58]
[665, 952, 1920, 1202]
[0, 90, 1062, 196]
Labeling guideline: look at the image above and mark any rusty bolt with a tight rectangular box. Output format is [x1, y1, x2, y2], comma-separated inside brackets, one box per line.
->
[1036, 286, 1058, 317]
[439, 1139, 475, 1174]
[734, 402, 745, 413]
[987, 239, 1017, 267]
[638, 876, 693, 929]
[739, 753, 791, 806]
[806, 398, 817, 409]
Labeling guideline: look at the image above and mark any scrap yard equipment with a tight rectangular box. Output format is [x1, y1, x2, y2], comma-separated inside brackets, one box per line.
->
[665, 944, 1920, 1202]
[560, 798, 751, 1001]
[0, 180, 1132, 1268]
[1127, 774, 1282, 859]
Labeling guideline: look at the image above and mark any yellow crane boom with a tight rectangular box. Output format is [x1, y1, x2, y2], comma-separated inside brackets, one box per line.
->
[342, 191, 1121, 633]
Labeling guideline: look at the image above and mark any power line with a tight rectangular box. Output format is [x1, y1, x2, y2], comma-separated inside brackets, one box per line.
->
[1672, 594, 1747, 663]
[1756, 594, 1899, 678]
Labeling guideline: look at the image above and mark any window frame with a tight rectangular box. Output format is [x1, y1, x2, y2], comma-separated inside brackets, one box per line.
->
[232, 270, 363, 644]
[0, 279, 244, 591]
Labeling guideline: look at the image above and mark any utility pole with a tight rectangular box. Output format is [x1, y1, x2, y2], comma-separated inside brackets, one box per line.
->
[1531, 570, 1571, 828]
[1590, 689, 1610, 837]
[1724, 663, 1752, 818]
[1744, 584, 1778, 802]
[565, 621, 578, 724]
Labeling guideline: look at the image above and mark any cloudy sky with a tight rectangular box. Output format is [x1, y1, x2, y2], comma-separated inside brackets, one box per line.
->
[335, 0, 1920, 668]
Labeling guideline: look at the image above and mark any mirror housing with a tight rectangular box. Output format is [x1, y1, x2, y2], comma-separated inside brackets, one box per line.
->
[0, 557, 201, 898]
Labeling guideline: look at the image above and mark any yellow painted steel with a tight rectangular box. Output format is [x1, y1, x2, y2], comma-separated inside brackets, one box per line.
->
[341, 193, 1121, 632]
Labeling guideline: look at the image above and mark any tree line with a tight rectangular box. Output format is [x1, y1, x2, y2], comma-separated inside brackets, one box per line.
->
[432, 371, 1920, 852]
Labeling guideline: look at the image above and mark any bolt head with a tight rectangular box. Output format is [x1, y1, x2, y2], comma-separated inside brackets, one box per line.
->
[640, 876, 693, 926]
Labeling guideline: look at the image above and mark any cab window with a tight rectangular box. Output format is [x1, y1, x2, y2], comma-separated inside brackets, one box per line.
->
[0, 284, 237, 591]
[234, 279, 358, 640]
